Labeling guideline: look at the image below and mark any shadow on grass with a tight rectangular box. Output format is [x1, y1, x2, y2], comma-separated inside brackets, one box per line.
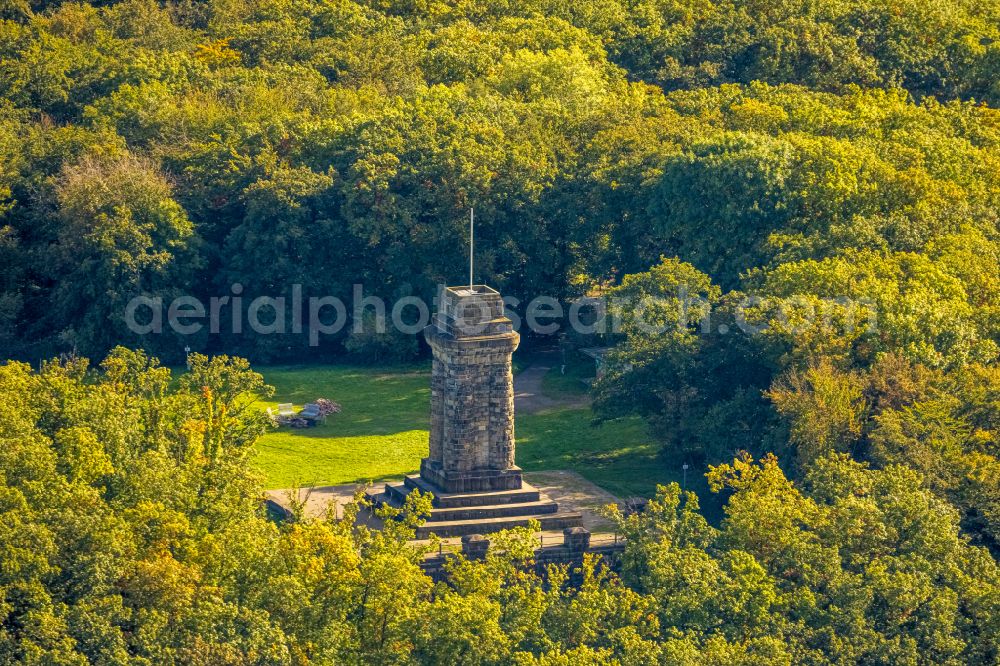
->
[266, 471, 422, 490]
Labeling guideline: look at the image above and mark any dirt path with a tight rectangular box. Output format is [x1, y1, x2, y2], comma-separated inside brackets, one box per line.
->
[523, 470, 620, 533]
[514, 362, 591, 414]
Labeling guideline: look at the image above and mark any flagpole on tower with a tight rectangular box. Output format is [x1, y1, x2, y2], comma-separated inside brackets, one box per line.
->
[469, 207, 474, 292]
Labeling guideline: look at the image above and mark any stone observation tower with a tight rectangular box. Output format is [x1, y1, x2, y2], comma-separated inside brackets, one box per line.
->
[369, 285, 581, 538]
[422, 285, 520, 492]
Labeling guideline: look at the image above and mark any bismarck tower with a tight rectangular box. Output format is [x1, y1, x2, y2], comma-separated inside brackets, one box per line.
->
[422, 285, 521, 493]
[370, 285, 581, 538]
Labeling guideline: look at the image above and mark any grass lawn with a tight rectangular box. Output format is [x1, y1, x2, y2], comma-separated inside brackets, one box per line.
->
[517, 410, 668, 498]
[254, 364, 431, 488]
[540, 350, 595, 399]
[253, 362, 713, 509]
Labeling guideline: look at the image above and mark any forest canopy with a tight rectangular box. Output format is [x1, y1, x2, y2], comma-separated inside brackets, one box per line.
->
[0, 0, 998, 361]
[1, 350, 998, 664]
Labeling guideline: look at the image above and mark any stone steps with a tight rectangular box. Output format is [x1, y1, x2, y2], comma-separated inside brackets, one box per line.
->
[426, 499, 559, 522]
[415, 511, 583, 539]
[401, 475, 542, 508]
[379, 484, 559, 521]
[367, 476, 583, 538]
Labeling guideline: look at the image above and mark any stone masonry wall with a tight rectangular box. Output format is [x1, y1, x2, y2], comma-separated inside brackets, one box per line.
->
[428, 335, 517, 473]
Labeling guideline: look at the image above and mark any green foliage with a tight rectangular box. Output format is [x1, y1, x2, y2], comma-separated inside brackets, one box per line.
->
[769, 360, 866, 470]
[608, 0, 1000, 101]
[23, 350, 998, 663]
[47, 152, 193, 355]
[343, 311, 420, 363]
[593, 257, 720, 422]
[1, 0, 999, 660]
[0, 0, 998, 364]
[604, 453, 1000, 664]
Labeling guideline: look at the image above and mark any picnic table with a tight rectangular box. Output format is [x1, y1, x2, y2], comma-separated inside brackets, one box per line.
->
[268, 400, 337, 428]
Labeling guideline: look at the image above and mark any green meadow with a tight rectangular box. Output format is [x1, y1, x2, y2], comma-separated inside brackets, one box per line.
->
[253, 363, 682, 499]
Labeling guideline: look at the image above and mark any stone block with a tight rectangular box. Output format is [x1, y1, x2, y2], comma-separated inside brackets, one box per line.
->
[461, 534, 490, 559]
[564, 526, 591, 553]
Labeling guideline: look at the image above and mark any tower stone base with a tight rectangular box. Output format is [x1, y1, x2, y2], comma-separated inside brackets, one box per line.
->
[418, 459, 523, 493]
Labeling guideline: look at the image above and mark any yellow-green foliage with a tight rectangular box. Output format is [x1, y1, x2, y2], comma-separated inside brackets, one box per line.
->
[3, 349, 998, 663]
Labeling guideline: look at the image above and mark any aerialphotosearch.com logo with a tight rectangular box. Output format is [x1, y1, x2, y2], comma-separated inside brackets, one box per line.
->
[123, 284, 878, 345]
